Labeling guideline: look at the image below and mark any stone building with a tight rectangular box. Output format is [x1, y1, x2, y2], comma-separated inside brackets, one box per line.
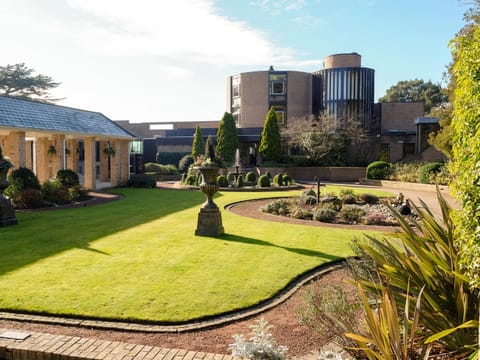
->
[0, 96, 133, 190]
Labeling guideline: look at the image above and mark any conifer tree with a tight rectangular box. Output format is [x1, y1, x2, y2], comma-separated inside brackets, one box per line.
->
[259, 107, 282, 162]
[216, 112, 239, 164]
[191, 125, 205, 160]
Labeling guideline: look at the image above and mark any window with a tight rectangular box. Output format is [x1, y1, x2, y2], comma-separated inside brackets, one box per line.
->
[232, 84, 240, 97]
[275, 110, 285, 124]
[271, 81, 285, 95]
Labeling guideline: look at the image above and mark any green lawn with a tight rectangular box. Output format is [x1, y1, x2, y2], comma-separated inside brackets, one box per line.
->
[0, 186, 389, 323]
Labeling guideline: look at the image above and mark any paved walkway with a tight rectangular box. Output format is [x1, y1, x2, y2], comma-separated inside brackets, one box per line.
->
[0, 181, 459, 360]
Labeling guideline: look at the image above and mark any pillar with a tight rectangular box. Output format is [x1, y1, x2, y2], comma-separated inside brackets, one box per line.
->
[119, 140, 130, 185]
[35, 137, 50, 183]
[99, 140, 109, 182]
[110, 139, 130, 187]
[83, 137, 96, 190]
[51, 134, 66, 177]
[65, 139, 79, 172]
[5, 131, 26, 168]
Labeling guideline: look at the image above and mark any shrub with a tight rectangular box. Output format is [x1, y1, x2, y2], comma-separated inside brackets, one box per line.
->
[388, 162, 421, 183]
[342, 194, 357, 205]
[262, 199, 289, 215]
[41, 180, 71, 205]
[7, 167, 41, 190]
[157, 152, 190, 166]
[358, 193, 379, 204]
[13, 188, 44, 209]
[282, 173, 292, 185]
[299, 283, 360, 352]
[236, 174, 244, 188]
[289, 206, 312, 220]
[339, 205, 365, 223]
[338, 187, 355, 198]
[257, 174, 271, 188]
[273, 173, 283, 186]
[245, 171, 257, 183]
[265, 171, 272, 179]
[227, 172, 236, 183]
[56, 169, 79, 188]
[144, 162, 178, 175]
[229, 318, 288, 360]
[127, 174, 156, 188]
[184, 175, 196, 186]
[312, 207, 336, 222]
[178, 154, 194, 173]
[362, 211, 390, 225]
[419, 162, 444, 184]
[69, 185, 89, 202]
[366, 161, 391, 179]
[217, 175, 229, 187]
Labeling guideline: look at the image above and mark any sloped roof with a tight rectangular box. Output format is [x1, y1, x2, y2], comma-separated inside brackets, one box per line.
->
[0, 96, 133, 139]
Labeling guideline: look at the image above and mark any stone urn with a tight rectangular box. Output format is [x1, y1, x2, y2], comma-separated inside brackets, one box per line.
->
[194, 165, 224, 236]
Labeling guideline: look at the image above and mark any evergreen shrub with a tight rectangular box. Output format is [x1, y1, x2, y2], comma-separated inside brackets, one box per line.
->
[273, 173, 283, 186]
[56, 169, 80, 188]
[419, 162, 444, 184]
[366, 161, 391, 180]
[257, 174, 271, 188]
[245, 171, 257, 183]
[217, 175, 229, 187]
[127, 174, 156, 188]
[178, 155, 194, 173]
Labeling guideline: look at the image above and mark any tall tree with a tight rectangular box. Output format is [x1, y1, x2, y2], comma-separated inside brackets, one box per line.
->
[216, 112, 239, 164]
[450, 0, 480, 290]
[191, 125, 205, 160]
[0, 63, 61, 102]
[259, 107, 282, 162]
[379, 79, 448, 114]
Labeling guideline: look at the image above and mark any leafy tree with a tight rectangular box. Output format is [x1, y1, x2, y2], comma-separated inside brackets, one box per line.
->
[379, 79, 448, 114]
[450, 1, 480, 290]
[216, 112, 239, 164]
[428, 103, 453, 158]
[191, 125, 205, 160]
[282, 113, 368, 165]
[259, 107, 282, 162]
[0, 63, 61, 102]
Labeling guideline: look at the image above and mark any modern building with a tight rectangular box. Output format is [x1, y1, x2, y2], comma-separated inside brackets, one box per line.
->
[0, 96, 133, 189]
[118, 52, 445, 168]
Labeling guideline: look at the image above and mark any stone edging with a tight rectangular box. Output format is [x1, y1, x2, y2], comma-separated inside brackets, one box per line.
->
[0, 262, 344, 333]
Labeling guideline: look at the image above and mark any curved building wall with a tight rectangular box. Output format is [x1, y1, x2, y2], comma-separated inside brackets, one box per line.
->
[315, 67, 375, 130]
[324, 53, 361, 69]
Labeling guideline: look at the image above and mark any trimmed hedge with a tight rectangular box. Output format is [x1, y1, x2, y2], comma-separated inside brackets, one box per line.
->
[366, 161, 391, 180]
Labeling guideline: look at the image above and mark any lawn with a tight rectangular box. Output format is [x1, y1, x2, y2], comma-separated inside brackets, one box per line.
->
[0, 186, 390, 323]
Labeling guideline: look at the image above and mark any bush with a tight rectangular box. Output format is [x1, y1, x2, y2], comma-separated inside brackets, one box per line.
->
[388, 162, 421, 183]
[289, 206, 312, 220]
[217, 175, 229, 187]
[13, 188, 44, 209]
[366, 161, 391, 180]
[273, 173, 283, 186]
[56, 169, 79, 188]
[262, 199, 289, 215]
[184, 175, 196, 186]
[419, 162, 444, 184]
[7, 167, 41, 191]
[227, 172, 236, 183]
[282, 173, 292, 185]
[339, 205, 365, 223]
[178, 154, 194, 173]
[127, 174, 156, 188]
[245, 171, 257, 183]
[69, 185, 89, 202]
[257, 174, 271, 188]
[312, 207, 337, 223]
[358, 193, 379, 204]
[41, 180, 71, 205]
[236, 174, 244, 187]
[342, 194, 357, 204]
[144, 162, 178, 175]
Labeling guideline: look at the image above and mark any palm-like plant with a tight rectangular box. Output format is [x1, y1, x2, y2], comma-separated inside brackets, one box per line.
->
[355, 189, 478, 355]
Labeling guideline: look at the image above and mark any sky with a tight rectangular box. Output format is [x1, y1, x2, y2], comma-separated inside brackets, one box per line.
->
[1, 0, 469, 123]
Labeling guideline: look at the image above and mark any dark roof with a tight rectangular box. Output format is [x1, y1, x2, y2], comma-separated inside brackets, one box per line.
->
[0, 96, 133, 139]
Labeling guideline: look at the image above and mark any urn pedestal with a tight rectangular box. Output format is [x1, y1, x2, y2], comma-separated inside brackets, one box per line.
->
[194, 166, 224, 237]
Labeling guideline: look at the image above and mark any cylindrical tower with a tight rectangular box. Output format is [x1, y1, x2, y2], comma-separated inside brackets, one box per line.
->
[313, 53, 375, 131]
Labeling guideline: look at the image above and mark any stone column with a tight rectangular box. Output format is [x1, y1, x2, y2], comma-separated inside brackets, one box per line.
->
[35, 137, 50, 183]
[83, 137, 97, 190]
[98, 140, 109, 182]
[51, 134, 66, 176]
[119, 139, 130, 185]
[66, 139, 79, 172]
[5, 131, 26, 168]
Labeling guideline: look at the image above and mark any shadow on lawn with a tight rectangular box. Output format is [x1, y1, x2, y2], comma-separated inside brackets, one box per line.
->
[0, 188, 205, 276]
[220, 233, 341, 261]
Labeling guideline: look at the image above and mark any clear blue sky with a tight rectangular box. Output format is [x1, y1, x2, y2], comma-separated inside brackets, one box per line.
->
[0, 0, 467, 123]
